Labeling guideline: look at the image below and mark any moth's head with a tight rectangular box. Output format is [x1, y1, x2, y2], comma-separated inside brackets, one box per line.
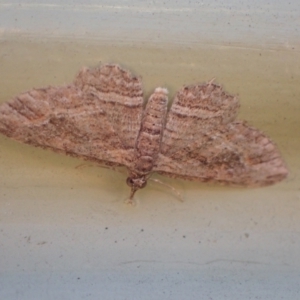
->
[125, 175, 148, 202]
[126, 176, 147, 190]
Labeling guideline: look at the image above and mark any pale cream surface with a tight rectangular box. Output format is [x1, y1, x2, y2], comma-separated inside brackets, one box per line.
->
[0, 37, 299, 299]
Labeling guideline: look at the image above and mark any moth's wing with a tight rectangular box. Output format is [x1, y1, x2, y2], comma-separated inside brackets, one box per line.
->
[0, 64, 143, 167]
[154, 82, 288, 186]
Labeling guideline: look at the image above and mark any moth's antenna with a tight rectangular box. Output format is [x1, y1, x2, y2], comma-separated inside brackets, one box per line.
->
[149, 178, 184, 202]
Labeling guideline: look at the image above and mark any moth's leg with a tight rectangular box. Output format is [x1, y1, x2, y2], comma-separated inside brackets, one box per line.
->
[149, 178, 184, 202]
[75, 162, 127, 174]
[75, 163, 93, 169]
[207, 77, 215, 85]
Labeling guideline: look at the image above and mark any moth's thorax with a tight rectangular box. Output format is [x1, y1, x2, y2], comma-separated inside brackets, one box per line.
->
[132, 88, 168, 177]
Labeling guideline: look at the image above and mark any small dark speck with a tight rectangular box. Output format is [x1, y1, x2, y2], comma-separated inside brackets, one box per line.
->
[140, 229, 144, 232]
[105, 227, 108, 230]
[182, 235, 186, 238]
[37, 241, 47, 245]
[244, 233, 249, 238]
[77, 277, 80, 280]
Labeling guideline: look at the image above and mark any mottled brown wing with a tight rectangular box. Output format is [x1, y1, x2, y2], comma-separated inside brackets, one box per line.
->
[0, 64, 143, 167]
[154, 82, 288, 186]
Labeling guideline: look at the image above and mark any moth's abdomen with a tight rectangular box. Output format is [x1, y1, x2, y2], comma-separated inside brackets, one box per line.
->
[133, 88, 168, 175]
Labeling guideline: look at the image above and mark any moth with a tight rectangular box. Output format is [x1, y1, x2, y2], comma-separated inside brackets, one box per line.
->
[0, 64, 288, 201]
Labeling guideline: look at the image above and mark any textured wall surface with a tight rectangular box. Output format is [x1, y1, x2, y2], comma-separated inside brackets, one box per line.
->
[0, 0, 299, 46]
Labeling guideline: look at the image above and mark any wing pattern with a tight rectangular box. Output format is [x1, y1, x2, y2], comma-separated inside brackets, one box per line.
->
[0, 64, 143, 167]
[154, 82, 288, 186]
